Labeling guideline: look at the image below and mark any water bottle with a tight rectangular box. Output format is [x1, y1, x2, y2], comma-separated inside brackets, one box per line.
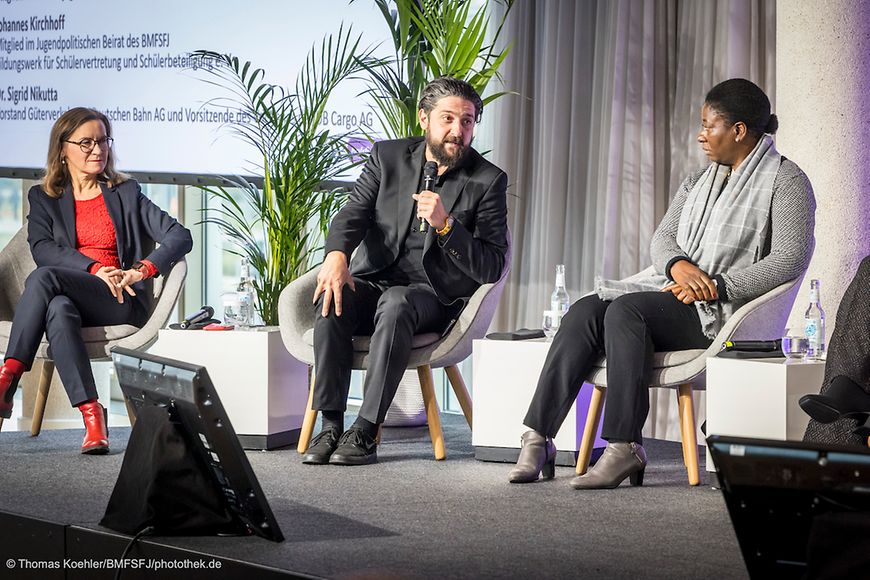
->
[804, 278, 826, 360]
[550, 264, 570, 316]
[237, 257, 256, 329]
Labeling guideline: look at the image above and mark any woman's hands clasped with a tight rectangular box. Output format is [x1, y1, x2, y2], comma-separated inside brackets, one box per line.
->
[662, 260, 718, 304]
[94, 265, 143, 304]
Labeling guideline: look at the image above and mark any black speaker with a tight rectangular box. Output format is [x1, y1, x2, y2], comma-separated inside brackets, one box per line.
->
[101, 347, 283, 542]
[708, 435, 870, 578]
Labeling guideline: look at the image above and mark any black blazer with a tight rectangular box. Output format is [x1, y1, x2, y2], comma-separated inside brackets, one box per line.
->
[324, 137, 508, 304]
[26, 179, 193, 312]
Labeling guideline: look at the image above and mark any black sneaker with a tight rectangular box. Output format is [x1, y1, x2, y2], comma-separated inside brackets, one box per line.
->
[302, 428, 341, 464]
[329, 427, 378, 465]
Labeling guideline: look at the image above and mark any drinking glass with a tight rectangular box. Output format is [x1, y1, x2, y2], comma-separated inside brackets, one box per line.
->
[542, 310, 562, 341]
[222, 292, 242, 327]
[781, 335, 808, 360]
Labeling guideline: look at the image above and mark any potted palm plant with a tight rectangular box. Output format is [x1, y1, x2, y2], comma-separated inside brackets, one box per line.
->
[360, 0, 514, 140]
[180, 27, 372, 449]
[192, 26, 371, 325]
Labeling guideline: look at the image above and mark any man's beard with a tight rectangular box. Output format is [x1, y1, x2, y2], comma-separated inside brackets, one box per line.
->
[426, 132, 471, 170]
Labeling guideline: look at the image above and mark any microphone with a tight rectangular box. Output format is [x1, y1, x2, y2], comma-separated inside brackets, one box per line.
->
[721, 339, 782, 352]
[180, 305, 215, 329]
[418, 161, 438, 233]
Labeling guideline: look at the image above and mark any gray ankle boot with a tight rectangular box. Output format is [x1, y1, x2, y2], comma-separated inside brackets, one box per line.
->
[508, 430, 556, 483]
[569, 441, 646, 489]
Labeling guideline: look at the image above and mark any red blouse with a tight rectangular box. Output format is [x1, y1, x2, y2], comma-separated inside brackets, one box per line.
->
[75, 194, 157, 278]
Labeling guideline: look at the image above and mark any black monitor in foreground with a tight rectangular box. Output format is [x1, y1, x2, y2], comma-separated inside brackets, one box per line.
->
[708, 435, 870, 578]
[111, 347, 284, 542]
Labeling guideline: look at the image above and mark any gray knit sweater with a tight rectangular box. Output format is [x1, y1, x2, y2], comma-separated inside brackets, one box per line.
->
[650, 157, 816, 302]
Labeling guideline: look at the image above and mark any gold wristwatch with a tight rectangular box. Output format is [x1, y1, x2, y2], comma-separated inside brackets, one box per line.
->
[436, 215, 455, 236]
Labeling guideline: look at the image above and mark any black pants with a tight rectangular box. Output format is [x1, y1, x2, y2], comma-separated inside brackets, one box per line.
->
[5, 267, 147, 406]
[523, 292, 712, 443]
[312, 278, 451, 424]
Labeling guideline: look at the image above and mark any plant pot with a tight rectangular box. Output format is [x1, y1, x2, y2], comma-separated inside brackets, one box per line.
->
[148, 327, 309, 449]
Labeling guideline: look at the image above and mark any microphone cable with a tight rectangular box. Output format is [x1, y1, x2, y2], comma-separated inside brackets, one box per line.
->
[114, 525, 155, 580]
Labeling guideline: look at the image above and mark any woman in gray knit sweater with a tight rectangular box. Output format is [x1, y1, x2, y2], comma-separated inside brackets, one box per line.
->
[509, 78, 816, 489]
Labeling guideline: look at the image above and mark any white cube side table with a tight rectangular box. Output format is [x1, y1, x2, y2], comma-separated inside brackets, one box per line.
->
[472, 338, 606, 466]
[147, 327, 309, 449]
[705, 357, 825, 472]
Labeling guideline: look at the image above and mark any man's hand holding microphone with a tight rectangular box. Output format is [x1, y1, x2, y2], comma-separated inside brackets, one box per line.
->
[413, 161, 449, 233]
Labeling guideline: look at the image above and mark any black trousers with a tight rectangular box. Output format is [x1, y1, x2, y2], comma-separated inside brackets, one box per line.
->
[5, 267, 147, 406]
[523, 292, 712, 443]
[312, 278, 451, 425]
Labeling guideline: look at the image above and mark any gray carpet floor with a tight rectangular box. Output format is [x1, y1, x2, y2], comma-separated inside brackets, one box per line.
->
[0, 414, 748, 579]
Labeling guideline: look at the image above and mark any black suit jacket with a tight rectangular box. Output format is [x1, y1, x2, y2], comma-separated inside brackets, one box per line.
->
[26, 179, 193, 312]
[324, 137, 508, 304]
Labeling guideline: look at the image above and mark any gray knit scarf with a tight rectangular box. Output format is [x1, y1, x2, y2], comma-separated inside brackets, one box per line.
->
[595, 135, 781, 338]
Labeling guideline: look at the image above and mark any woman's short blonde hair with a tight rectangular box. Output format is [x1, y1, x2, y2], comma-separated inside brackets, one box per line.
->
[42, 107, 129, 198]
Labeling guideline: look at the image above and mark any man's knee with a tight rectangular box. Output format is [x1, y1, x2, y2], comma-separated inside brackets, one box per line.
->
[374, 287, 415, 323]
[312, 284, 356, 319]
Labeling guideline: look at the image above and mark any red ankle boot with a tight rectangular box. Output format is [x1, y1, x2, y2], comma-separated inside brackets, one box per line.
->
[0, 365, 21, 420]
[79, 401, 109, 454]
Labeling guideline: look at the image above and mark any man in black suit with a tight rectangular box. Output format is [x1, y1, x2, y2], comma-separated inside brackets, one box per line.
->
[304, 76, 508, 465]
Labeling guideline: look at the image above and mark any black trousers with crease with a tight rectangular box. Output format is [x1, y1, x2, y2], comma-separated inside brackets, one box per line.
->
[523, 292, 712, 444]
[5, 266, 147, 406]
[312, 278, 451, 425]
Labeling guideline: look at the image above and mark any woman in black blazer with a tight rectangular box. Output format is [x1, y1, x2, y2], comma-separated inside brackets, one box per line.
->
[0, 107, 192, 453]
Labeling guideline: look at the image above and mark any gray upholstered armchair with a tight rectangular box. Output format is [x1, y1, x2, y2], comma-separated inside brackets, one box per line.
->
[0, 227, 187, 433]
[576, 275, 804, 485]
[278, 232, 512, 460]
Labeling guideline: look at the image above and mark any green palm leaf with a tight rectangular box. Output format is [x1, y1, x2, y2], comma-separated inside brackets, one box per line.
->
[191, 27, 369, 325]
[355, 0, 515, 140]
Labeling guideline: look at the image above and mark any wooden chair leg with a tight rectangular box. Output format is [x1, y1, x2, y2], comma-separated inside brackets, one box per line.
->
[0, 417, 4, 431]
[677, 383, 700, 486]
[677, 387, 689, 467]
[31, 361, 55, 436]
[444, 365, 473, 429]
[576, 385, 606, 475]
[418, 364, 445, 460]
[297, 369, 318, 454]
